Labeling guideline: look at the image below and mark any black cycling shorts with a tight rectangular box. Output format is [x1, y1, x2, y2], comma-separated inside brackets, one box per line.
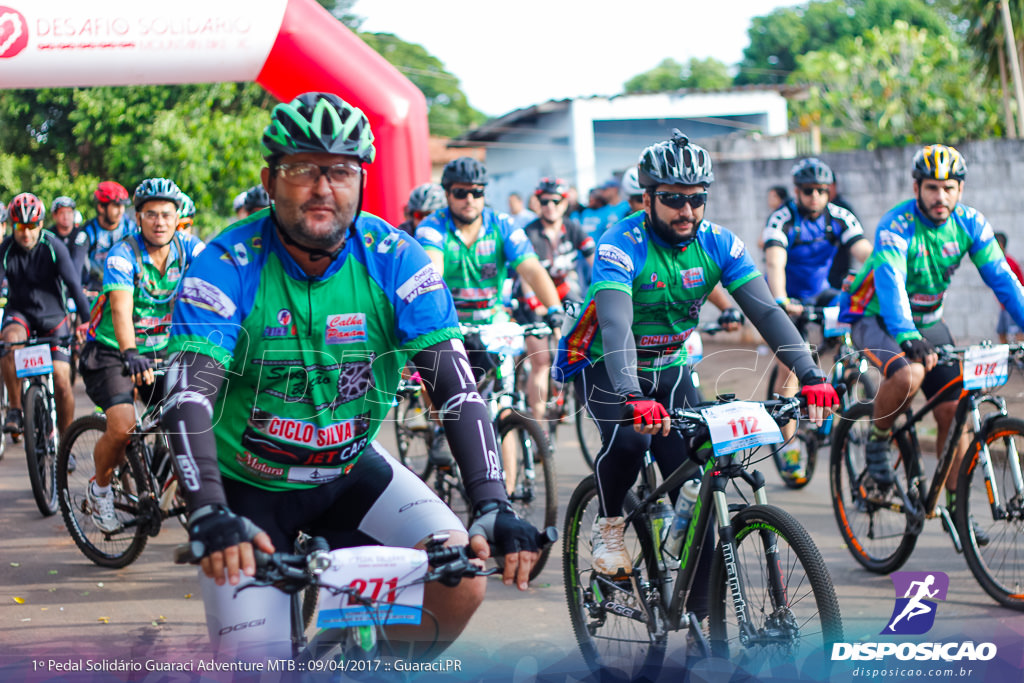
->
[1, 310, 72, 363]
[851, 316, 962, 402]
[79, 341, 164, 411]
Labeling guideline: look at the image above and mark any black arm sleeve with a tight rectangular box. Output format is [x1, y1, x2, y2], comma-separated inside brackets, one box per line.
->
[52, 236, 91, 324]
[731, 277, 825, 385]
[412, 339, 508, 506]
[594, 288, 643, 397]
[160, 351, 229, 511]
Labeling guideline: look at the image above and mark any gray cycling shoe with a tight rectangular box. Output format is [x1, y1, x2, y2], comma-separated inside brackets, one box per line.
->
[864, 439, 896, 487]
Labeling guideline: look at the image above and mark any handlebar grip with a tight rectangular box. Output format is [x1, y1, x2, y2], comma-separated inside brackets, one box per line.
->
[173, 542, 202, 565]
[536, 526, 558, 548]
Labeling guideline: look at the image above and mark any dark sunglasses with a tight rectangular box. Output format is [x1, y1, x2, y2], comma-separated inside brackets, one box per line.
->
[538, 198, 563, 207]
[799, 186, 830, 197]
[654, 191, 707, 209]
[449, 187, 485, 199]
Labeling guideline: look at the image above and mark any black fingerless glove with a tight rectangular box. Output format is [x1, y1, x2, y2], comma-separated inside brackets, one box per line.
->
[467, 500, 540, 556]
[900, 337, 934, 362]
[717, 307, 744, 327]
[122, 347, 152, 376]
[543, 306, 565, 332]
[186, 504, 263, 559]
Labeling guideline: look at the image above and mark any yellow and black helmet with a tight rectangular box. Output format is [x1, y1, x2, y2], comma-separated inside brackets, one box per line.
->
[912, 144, 966, 181]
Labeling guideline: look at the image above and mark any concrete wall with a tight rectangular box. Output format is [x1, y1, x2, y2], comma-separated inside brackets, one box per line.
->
[704, 139, 1024, 342]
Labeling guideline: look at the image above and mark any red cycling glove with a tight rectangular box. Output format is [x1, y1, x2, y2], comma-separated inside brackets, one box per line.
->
[800, 381, 840, 410]
[623, 394, 669, 429]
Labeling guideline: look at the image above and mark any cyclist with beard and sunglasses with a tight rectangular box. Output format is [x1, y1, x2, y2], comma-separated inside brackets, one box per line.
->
[79, 178, 204, 534]
[554, 131, 838, 586]
[762, 158, 872, 482]
[839, 145, 1024, 536]
[160, 94, 546, 660]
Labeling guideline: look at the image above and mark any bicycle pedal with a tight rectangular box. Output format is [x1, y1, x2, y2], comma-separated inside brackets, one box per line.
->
[159, 480, 179, 512]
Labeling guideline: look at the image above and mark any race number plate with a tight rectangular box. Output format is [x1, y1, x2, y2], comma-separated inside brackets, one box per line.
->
[963, 344, 1009, 390]
[477, 321, 525, 356]
[823, 306, 851, 338]
[15, 344, 53, 378]
[316, 546, 427, 628]
[685, 330, 704, 364]
[702, 401, 783, 456]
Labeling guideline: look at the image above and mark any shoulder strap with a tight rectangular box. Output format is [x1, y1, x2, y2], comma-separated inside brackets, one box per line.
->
[125, 234, 145, 290]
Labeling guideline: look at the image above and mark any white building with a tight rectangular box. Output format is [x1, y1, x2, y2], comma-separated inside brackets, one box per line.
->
[449, 85, 804, 207]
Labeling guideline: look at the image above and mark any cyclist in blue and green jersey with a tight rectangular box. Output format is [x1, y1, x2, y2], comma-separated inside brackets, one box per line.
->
[80, 181, 138, 294]
[838, 145, 1024, 533]
[160, 93, 546, 660]
[80, 178, 203, 534]
[554, 131, 839, 586]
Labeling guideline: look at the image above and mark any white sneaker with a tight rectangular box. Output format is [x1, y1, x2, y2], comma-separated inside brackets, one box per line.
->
[88, 482, 120, 533]
[592, 516, 633, 577]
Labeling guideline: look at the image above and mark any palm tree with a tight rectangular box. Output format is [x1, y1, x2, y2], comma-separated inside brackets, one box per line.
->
[959, 0, 1024, 137]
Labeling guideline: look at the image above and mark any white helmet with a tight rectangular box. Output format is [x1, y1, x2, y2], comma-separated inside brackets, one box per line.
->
[621, 167, 643, 197]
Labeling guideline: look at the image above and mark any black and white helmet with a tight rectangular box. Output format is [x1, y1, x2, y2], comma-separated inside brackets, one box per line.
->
[407, 183, 446, 214]
[637, 130, 714, 189]
[791, 158, 834, 186]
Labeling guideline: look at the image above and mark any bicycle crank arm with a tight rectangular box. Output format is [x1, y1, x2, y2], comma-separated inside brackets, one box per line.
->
[936, 506, 963, 553]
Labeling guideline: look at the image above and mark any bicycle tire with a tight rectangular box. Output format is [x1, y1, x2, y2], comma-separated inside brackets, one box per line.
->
[24, 383, 59, 516]
[498, 409, 556, 579]
[57, 414, 150, 568]
[563, 475, 667, 682]
[765, 364, 780, 401]
[393, 391, 432, 479]
[829, 402, 918, 573]
[957, 416, 1024, 610]
[575, 401, 601, 471]
[0, 380, 8, 461]
[842, 366, 879, 408]
[708, 504, 843, 674]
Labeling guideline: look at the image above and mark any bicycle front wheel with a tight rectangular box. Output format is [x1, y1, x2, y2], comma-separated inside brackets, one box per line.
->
[563, 475, 667, 682]
[957, 417, 1024, 610]
[24, 383, 59, 515]
[57, 415, 150, 568]
[499, 410, 556, 579]
[0, 380, 8, 461]
[829, 402, 918, 573]
[393, 391, 432, 479]
[708, 504, 843, 674]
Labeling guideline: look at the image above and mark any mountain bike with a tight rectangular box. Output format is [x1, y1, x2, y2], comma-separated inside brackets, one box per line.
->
[392, 375, 433, 478]
[420, 321, 555, 580]
[564, 394, 843, 681]
[830, 341, 1024, 610]
[765, 304, 878, 488]
[57, 366, 186, 567]
[575, 322, 723, 471]
[1, 334, 74, 516]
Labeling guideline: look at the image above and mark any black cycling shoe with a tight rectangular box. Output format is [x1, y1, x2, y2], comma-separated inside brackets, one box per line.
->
[3, 408, 23, 434]
[944, 501, 990, 547]
[427, 429, 453, 466]
[864, 438, 896, 488]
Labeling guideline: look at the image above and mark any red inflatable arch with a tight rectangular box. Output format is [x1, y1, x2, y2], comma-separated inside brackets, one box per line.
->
[0, 0, 429, 225]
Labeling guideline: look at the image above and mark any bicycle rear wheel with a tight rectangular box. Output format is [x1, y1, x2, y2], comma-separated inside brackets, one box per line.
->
[24, 383, 59, 515]
[829, 402, 918, 573]
[957, 417, 1024, 610]
[498, 410, 556, 579]
[0, 380, 7, 461]
[575, 401, 601, 471]
[57, 415, 150, 568]
[393, 390, 432, 479]
[708, 504, 843, 675]
[563, 475, 667, 682]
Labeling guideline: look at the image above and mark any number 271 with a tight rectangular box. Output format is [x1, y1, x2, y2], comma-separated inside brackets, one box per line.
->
[347, 577, 399, 603]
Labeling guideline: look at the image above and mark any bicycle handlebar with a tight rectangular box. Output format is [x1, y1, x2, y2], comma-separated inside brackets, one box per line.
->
[0, 335, 75, 350]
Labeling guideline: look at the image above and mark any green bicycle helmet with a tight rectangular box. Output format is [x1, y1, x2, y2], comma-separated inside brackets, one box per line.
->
[261, 92, 376, 164]
[177, 193, 196, 220]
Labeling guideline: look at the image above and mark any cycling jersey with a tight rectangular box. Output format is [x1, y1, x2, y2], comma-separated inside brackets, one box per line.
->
[512, 217, 595, 304]
[167, 213, 461, 492]
[0, 230, 91, 330]
[81, 214, 139, 290]
[762, 199, 865, 300]
[87, 231, 204, 352]
[51, 225, 89, 287]
[415, 206, 537, 323]
[556, 212, 760, 379]
[839, 199, 1024, 343]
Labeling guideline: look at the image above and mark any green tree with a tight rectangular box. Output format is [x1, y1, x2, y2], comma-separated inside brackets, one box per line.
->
[624, 57, 732, 93]
[788, 21, 1003, 149]
[736, 0, 951, 84]
[358, 32, 485, 138]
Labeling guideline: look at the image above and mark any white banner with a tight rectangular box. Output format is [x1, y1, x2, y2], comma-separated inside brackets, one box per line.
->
[0, 1, 288, 88]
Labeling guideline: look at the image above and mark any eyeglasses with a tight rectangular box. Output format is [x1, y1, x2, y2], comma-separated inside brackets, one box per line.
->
[449, 187, 485, 200]
[538, 198, 563, 207]
[13, 222, 40, 231]
[140, 210, 178, 222]
[277, 161, 362, 187]
[654, 191, 707, 210]
[799, 186, 830, 197]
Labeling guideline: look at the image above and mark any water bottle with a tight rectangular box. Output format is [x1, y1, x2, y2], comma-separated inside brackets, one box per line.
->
[663, 479, 701, 560]
[648, 499, 674, 559]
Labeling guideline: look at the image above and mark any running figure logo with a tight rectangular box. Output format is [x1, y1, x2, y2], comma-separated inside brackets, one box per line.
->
[883, 571, 949, 635]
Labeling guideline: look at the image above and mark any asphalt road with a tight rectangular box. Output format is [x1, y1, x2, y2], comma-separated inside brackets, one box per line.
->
[1, 341, 1022, 682]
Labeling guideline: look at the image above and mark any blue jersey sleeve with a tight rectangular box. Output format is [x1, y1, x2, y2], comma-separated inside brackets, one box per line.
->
[963, 207, 1024, 331]
[590, 220, 646, 293]
[380, 230, 460, 348]
[101, 239, 139, 293]
[702, 223, 761, 291]
[871, 211, 919, 342]
[414, 211, 448, 252]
